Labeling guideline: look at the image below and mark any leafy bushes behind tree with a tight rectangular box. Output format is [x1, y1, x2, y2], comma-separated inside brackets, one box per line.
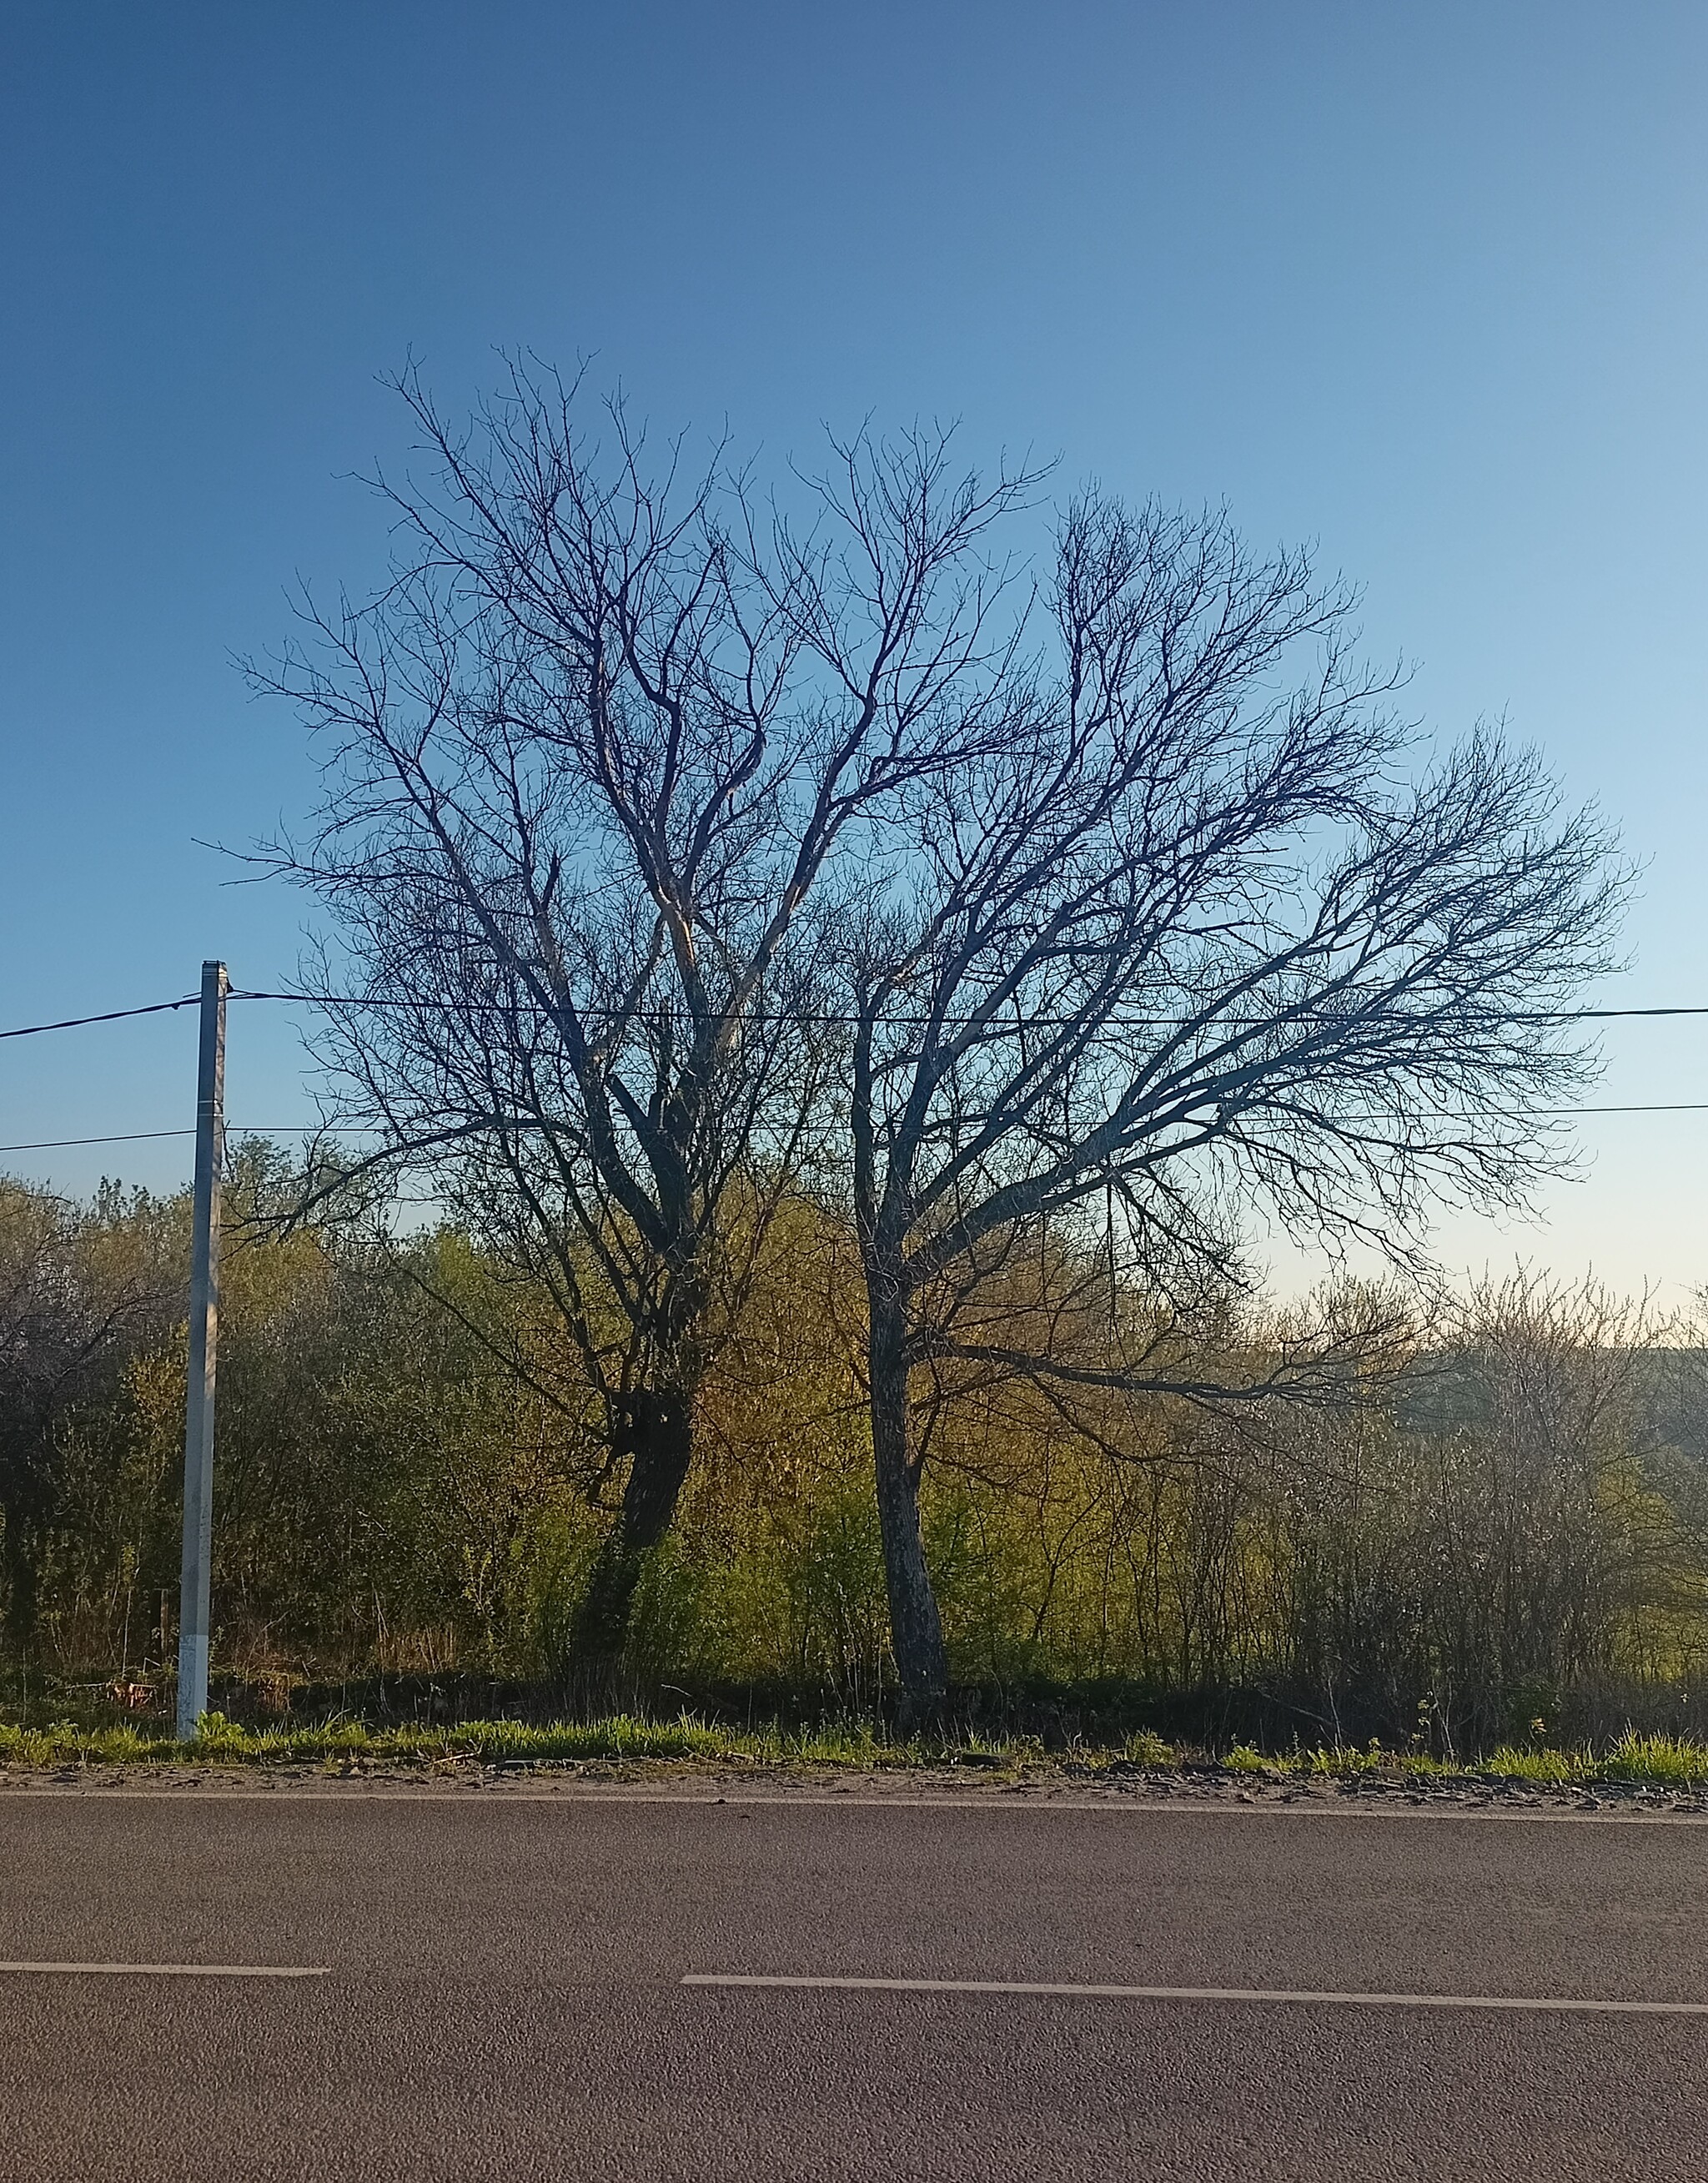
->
[3, 1155, 1703, 1754]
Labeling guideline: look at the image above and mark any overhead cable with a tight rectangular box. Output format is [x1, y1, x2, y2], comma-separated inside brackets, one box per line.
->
[10, 1102, 1708, 1159]
[9, 989, 1708, 1041]
[226, 989, 1708, 1029]
[0, 997, 198, 1040]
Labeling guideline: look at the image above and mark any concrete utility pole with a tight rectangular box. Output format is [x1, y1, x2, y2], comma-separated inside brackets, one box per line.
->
[176, 960, 228, 1739]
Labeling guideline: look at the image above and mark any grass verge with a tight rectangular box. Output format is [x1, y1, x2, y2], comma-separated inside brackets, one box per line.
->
[0, 1711, 989, 1773]
[3, 1713, 1708, 1787]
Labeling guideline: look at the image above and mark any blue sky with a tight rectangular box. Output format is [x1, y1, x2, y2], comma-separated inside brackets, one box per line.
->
[3, 2, 1705, 1300]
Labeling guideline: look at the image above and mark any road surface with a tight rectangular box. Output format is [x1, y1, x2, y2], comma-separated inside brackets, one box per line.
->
[3, 1783, 1705, 2179]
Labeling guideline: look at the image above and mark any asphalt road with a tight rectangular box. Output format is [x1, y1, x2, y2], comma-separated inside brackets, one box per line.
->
[3, 1786, 1706, 2180]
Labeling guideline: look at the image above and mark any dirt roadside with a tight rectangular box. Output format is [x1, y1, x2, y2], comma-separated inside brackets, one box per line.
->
[4, 1758, 1706, 1813]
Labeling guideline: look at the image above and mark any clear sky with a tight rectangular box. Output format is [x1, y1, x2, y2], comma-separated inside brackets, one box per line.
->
[3, 1, 1705, 1302]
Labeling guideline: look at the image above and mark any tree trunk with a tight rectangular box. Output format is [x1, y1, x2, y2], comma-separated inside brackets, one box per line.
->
[0, 1456, 46, 1664]
[2, 1516, 41, 1663]
[867, 1290, 949, 1723]
[570, 1386, 696, 1676]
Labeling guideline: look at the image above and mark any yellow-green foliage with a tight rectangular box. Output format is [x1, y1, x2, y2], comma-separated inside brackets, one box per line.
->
[7, 1163, 1708, 1761]
[1485, 1731, 1708, 1788]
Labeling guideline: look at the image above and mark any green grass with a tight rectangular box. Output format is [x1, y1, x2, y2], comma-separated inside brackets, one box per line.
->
[1483, 1730, 1708, 1788]
[0, 1710, 1002, 1773]
[3, 1711, 1707, 1787]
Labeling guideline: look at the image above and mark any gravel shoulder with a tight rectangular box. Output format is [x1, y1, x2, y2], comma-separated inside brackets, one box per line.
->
[5, 1757, 1707, 1813]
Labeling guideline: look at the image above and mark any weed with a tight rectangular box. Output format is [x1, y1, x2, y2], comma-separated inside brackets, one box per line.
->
[1484, 1744, 1595, 1785]
[4, 1713, 1708, 1789]
[1600, 1731, 1708, 1786]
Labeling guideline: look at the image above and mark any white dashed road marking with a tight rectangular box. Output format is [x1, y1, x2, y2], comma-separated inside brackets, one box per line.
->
[0, 1961, 324, 1979]
[684, 1973, 1708, 2014]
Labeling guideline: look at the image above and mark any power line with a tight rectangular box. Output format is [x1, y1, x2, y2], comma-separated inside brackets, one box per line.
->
[5, 987, 1708, 1159]
[0, 1124, 362, 1154]
[0, 1129, 196, 1154]
[9, 988, 1708, 1042]
[1574, 1102, 1708, 1114]
[0, 996, 198, 1040]
[9, 1099, 1708, 1159]
[228, 988, 1708, 1028]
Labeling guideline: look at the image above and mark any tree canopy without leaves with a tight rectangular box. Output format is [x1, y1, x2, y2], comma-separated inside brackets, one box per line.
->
[257, 362, 1038, 1661]
[842, 495, 1624, 1703]
[260, 367, 1622, 1708]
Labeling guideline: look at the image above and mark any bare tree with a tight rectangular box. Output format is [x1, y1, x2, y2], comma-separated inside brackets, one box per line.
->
[842, 495, 1625, 1709]
[257, 362, 1040, 1665]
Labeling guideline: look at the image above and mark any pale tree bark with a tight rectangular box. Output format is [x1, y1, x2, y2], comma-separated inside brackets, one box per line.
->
[863, 1230, 950, 1713]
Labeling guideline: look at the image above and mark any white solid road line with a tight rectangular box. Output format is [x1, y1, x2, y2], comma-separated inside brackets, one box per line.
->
[683, 1974, 1708, 2014]
[11, 1788, 1708, 1823]
[0, 1961, 325, 1978]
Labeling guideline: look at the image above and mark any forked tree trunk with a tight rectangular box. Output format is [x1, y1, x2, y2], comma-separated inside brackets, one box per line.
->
[570, 1386, 696, 1673]
[867, 1293, 949, 1722]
